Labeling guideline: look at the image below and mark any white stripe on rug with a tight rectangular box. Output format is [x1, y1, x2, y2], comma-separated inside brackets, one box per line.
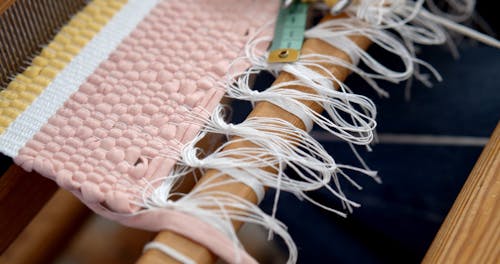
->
[0, 0, 160, 157]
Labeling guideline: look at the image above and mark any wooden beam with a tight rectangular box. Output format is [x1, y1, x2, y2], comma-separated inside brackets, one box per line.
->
[0, 189, 91, 263]
[0, 165, 58, 253]
[138, 15, 372, 264]
[423, 122, 500, 264]
[0, 0, 15, 15]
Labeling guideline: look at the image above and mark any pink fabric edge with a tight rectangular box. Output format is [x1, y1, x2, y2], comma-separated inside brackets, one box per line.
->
[77, 193, 257, 264]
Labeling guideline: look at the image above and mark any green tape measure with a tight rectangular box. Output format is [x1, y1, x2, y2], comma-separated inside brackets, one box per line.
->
[268, 1, 309, 63]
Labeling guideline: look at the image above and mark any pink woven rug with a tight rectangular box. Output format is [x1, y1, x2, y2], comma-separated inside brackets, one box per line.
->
[14, 0, 279, 214]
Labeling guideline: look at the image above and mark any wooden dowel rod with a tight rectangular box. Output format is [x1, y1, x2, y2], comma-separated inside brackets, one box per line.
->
[0, 189, 92, 263]
[138, 15, 371, 264]
[423, 122, 500, 264]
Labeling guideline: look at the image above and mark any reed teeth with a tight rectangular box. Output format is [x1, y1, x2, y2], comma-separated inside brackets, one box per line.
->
[0, 0, 87, 89]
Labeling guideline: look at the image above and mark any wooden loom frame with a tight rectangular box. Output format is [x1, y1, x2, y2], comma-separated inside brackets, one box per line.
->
[0, 11, 499, 264]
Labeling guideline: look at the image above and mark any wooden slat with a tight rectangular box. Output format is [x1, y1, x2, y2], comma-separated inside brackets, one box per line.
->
[423, 122, 500, 264]
[0, 0, 15, 14]
[0, 189, 91, 263]
[0, 165, 58, 253]
[138, 15, 372, 264]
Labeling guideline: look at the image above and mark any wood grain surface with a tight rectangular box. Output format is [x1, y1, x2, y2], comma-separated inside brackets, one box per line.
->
[423, 122, 500, 264]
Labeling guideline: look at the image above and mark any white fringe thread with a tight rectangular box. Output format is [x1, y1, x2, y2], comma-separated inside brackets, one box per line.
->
[135, 1, 499, 263]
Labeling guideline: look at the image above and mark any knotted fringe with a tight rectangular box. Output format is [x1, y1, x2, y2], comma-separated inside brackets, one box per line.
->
[137, 1, 499, 263]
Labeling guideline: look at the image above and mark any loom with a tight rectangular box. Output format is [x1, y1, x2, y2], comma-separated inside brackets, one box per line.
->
[0, 0, 499, 263]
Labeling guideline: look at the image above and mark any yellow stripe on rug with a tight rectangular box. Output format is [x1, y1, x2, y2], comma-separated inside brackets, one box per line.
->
[0, 0, 127, 134]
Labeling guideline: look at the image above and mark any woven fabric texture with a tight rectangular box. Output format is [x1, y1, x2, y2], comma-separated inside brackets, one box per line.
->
[12, 0, 278, 214]
[0, 0, 126, 134]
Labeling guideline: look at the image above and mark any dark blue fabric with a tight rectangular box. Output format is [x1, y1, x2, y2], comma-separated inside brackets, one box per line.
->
[359, 44, 500, 137]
